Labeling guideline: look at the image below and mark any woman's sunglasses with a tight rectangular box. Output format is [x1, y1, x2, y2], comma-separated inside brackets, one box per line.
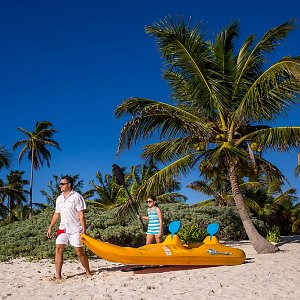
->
[146, 200, 153, 203]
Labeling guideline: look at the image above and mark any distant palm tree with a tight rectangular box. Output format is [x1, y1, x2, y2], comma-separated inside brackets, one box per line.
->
[244, 179, 300, 234]
[126, 162, 187, 203]
[40, 174, 94, 209]
[0, 180, 9, 220]
[12, 121, 61, 218]
[89, 163, 187, 213]
[117, 163, 187, 218]
[115, 18, 300, 253]
[39, 175, 61, 208]
[0, 170, 29, 221]
[0, 144, 11, 170]
[89, 171, 124, 210]
[188, 176, 234, 207]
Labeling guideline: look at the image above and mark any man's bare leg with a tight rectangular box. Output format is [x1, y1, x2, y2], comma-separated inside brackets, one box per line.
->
[74, 247, 92, 276]
[55, 244, 66, 279]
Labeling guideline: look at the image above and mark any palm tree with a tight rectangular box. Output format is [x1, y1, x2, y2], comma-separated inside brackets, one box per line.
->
[12, 121, 61, 218]
[0, 144, 11, 170]
[39, 175, 62, 208]
[125, 162, 187, 203]
[245, 179, 300, 235]
[40, 174, 94, 209]
[0, 180, 9, 220]
[89, 163, 187, 212]
[188, 177, 234, 207]
[89, 171, 124, 210]
[0, 170, 29, 221]
[115, 18, 300, 253]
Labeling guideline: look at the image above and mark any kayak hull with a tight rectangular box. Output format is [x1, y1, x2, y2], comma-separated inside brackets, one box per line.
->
[81, 234, 246, 266]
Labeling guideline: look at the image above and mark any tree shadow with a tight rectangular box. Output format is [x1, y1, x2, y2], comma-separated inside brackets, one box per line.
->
[276, 235, 300, 246]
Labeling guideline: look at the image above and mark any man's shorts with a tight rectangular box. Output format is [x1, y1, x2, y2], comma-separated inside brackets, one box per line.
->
[56, 232, 83, 247]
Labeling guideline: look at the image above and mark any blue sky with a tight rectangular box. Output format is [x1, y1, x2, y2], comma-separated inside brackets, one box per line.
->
[1, 0, 300, 205]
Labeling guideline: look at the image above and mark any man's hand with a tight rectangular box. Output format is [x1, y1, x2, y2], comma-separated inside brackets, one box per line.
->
[47, 228, 52, 239]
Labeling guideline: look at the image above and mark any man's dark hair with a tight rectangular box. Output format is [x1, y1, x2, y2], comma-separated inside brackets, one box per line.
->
[61, 175, 73, 189]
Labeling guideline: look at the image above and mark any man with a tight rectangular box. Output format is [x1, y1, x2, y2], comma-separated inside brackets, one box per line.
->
[47, 175, 92, 281]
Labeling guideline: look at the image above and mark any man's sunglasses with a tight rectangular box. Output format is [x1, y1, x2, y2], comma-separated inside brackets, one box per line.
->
[59, 182, 69, 186]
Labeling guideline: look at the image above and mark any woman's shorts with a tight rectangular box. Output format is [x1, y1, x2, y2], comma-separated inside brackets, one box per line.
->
[56, 232, 83, 247]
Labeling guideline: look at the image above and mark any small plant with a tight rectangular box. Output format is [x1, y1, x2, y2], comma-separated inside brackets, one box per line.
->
[266, 226, 281, 243]
[177, 224, 206, 244]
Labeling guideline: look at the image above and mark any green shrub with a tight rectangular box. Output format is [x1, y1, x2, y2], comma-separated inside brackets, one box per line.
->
[0, 203, 267, 262]
[177, 224, 206, 244]
[266, 226, 281, 243]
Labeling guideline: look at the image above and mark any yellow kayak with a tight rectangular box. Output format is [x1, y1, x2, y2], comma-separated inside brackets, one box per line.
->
[81, 225, 245, 266]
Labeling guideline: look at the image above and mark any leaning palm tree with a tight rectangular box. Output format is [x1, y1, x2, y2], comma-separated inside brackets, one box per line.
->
[115, 18, 300, 253]
[12, 121, 61, 218]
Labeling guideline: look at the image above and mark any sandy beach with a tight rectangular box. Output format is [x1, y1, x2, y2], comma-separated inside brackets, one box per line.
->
[0, 236, 299, 300]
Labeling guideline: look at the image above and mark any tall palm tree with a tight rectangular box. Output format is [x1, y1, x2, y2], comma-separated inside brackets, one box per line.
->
[12, 121, 61, 218]
[0, 170, 29, 221]
[115, 18, 300, 253]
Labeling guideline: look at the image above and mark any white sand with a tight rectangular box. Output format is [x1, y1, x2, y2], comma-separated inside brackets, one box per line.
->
[0, 236, 299, 300]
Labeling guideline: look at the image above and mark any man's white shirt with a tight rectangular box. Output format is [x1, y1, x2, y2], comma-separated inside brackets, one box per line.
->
[55, 190, 86, 234]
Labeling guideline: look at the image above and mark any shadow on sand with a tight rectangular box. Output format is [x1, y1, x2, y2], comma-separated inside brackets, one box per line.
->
[276, 235, 300, 246]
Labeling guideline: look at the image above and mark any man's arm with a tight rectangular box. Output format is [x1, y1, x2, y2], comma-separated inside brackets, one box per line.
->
[47, 212, 60, 238]
[78, 210, 86, 234]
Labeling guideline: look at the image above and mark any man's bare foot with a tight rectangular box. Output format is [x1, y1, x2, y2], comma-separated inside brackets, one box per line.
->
[85, 271, 93, 279]
[48, 276, 63, 283]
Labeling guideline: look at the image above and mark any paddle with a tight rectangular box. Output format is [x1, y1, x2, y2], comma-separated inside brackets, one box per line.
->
[112, 164, 147, 232]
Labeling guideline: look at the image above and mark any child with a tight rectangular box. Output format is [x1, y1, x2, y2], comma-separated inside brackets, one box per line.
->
[138, 195, 163, 244]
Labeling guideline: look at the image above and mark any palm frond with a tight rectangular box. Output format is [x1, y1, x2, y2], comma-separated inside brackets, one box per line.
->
[234, 19, 296, 92]
[137, 154, 194, 197]
[234, 58, 300, 122]
[246, 127, 300, 151]
[141, 138, 205, 163]
[116, 98, 211, 155]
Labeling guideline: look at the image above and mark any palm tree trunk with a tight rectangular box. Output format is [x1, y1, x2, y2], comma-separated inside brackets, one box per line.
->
[29, 150, 34, 219]
[8, 195, 11, 221]
[229, 164, 279, 254]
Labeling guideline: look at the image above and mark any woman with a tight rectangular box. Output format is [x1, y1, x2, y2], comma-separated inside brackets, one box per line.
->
[139, 195, 163, 244]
